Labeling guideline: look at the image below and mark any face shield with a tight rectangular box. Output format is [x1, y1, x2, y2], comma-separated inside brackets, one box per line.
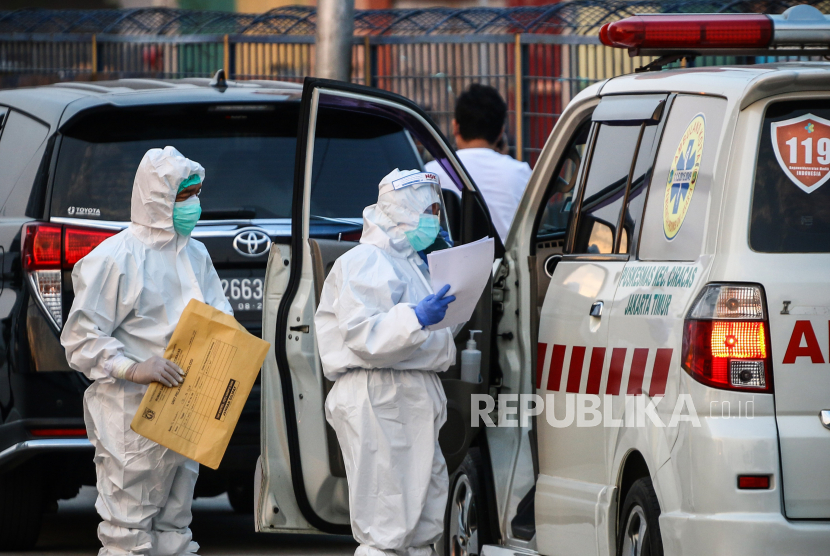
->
[377, 169, 451, 245]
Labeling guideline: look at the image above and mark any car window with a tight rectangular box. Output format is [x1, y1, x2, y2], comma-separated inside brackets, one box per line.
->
[572, 123, 644, 254]
[0, 110, 49, 216]
[618, 124, 659, 255]
[536, 121, 590, 242]
[750, 99, 830, 253]
[639, 95, 727, 261]
[50, 103, 420, 222]
[308, 107, 422, 219]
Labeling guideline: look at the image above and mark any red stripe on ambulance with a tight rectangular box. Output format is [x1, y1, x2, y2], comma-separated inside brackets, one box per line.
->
[536, 342, 548, 389]
[606, 348, 626, 395]
[649, 349, 673, 396]
[547, 344, 566, 391]
[585, 347, 606, 395]
[626, 349, 649, 395]
[565, 346, 586, 393]
[535, 343, 675, 396]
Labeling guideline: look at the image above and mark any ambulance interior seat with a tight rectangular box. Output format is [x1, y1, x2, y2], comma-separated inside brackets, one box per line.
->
[309, 238, 359, 478]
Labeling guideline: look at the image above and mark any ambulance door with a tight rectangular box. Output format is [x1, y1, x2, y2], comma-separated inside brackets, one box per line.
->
[535, 95, 667, 556]
[257, 78, 499, 533]
[608, 94, 724, 487]
[740, 98, 830, 519]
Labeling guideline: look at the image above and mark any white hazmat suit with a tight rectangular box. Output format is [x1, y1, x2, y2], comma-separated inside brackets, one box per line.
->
[61, 146, 232, 556]
[315, 169, 458, 556]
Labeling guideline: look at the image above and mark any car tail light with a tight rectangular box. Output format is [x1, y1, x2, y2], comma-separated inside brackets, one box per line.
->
[23, 224, 62, 271]
[22, 222, 117, 330]
[64, 226, 117, 266]
[599, 15, 773, 51]
[682, 284, 773, 392]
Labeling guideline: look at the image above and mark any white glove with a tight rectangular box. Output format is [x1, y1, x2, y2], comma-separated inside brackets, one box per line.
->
[115, 355, 184, 387]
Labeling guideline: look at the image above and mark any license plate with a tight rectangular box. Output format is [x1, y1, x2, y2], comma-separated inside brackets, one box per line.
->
[219, 270, 265, 315]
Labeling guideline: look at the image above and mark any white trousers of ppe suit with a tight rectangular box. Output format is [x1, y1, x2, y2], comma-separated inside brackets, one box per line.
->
[85, 378, 199, 556]
[325, 369, 448, 556]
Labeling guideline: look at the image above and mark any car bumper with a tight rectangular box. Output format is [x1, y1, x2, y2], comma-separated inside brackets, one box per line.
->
[0, 438, 93, 473]
[661, 511, 830, 555]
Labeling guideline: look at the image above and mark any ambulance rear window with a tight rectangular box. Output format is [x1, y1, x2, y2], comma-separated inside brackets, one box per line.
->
[751, 100, 830, 253]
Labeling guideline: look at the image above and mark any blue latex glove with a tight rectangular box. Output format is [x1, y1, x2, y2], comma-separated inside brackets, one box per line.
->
[414, 284, 456, 328]
[417, 250, 429, 266]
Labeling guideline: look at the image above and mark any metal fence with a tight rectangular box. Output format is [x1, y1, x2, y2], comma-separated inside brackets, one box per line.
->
[2, 1, 828, 165]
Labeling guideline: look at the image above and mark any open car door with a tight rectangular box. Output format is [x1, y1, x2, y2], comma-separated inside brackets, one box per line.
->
[256, 78, 502, 534]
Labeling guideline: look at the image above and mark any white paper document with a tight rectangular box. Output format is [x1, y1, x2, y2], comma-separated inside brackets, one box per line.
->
[427, 237, 495, 331]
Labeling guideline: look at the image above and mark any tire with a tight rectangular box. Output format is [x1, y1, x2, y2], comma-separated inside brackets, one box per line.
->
[0, 465, 44, 551]
[617, 477, 663, 556]
[227, 473, 255, 514]
[444, 450, 490, 556]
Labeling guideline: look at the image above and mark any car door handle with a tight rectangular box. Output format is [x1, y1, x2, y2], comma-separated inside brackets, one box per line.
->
[820, 410, 830, 430]
[590, 301, 603, 318]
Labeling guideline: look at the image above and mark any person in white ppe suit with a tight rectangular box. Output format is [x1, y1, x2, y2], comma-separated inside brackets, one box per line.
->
[315, 169, 460, 556]
[61, 146, 231, 556]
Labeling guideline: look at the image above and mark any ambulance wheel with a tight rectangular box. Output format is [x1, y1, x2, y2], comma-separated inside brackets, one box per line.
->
[0, 465, 44, 550]
[445, 450, 489, 556]
[617, 477, 663, 556]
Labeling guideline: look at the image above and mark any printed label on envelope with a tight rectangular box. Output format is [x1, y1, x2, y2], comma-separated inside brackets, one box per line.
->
[771, 113, 830, 194]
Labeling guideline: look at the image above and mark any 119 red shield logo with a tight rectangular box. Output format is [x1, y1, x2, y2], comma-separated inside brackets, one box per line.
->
[771, 113, 830, 194]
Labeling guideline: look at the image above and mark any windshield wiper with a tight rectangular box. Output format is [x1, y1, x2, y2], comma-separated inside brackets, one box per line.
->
[201, 208, 258, 220]
[309, 215, 362, 226]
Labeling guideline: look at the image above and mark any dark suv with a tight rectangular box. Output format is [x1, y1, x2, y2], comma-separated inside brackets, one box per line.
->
[0, 75, 429, 550]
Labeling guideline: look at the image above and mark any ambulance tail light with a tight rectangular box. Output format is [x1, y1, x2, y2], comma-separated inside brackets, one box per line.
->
[682, 284, 773, 393]
[599, 15, 773, 50]
[22, 222, 117, 331]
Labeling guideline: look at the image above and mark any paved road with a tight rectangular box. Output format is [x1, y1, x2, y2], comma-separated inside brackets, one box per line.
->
[11, 486, 357, 556]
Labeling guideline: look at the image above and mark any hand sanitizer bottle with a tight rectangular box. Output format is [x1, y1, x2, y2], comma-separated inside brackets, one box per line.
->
[460, 330, 482, 384]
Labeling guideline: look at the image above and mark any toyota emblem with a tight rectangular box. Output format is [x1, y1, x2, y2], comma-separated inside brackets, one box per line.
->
[233, 228, 271, 257]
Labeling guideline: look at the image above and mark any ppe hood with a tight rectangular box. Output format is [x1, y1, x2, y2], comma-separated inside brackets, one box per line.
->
[130, 146, 205, 248]
[360, 168, 441, 257]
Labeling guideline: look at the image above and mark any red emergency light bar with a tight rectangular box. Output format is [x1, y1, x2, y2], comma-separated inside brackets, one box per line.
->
[600, 14, 772, 50]
[599, 6, 830, 57]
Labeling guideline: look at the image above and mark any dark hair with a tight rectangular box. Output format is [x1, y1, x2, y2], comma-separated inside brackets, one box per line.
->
[455, 84, 507, 145]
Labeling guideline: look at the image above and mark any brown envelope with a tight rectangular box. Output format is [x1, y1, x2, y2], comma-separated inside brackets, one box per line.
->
[131, 299, 270, 470]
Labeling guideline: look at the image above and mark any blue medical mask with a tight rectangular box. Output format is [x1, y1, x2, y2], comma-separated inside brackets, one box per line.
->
[404, 214, 440, 252]
[173, 195, 201, 236]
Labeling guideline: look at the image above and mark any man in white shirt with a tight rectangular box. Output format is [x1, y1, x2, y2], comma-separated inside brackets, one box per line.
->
[426, 84, 532, 242]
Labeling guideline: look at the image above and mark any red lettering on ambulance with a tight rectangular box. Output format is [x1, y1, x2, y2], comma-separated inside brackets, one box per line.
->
[783, 320, 825, 364]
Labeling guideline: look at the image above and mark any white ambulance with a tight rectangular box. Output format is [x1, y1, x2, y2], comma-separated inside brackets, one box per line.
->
[254, 6, 830, 556]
